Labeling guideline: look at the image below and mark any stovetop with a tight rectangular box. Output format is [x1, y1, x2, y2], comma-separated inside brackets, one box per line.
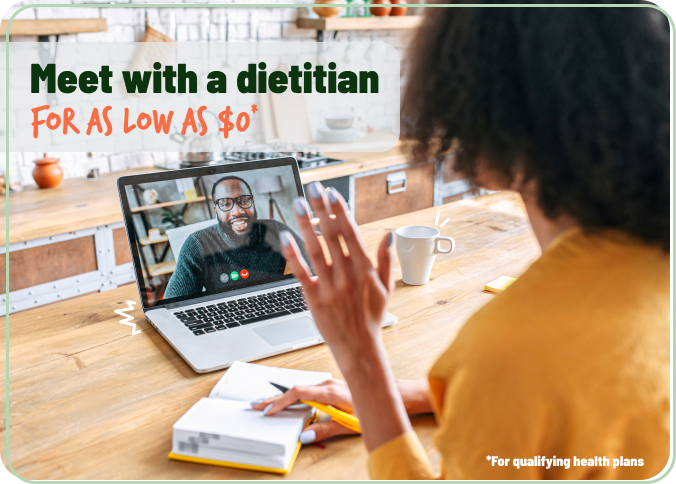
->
[158, 145, 345, 172]
[160, 151, 345, 171]
[222, 151, 343, 171]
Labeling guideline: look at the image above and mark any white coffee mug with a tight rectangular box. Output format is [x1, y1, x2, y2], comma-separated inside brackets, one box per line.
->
[395, 226, 456, 285]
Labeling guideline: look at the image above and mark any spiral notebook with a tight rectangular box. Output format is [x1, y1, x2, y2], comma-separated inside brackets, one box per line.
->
[169, 362, 331, 474]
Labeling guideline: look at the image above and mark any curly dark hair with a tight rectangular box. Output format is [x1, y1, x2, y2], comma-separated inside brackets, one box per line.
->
[402, 1, 670, 251]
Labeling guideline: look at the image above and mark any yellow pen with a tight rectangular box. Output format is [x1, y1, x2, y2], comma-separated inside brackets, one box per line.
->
[269, 382, 361, 434]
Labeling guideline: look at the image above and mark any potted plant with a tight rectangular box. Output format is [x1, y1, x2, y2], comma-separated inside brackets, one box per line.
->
[161, 208, 186, 228]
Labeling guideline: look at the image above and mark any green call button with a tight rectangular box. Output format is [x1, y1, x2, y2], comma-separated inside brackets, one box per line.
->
[230, 271, 239, 281]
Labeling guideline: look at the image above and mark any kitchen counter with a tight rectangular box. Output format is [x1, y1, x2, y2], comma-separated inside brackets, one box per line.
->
[3, 147, 408, 246]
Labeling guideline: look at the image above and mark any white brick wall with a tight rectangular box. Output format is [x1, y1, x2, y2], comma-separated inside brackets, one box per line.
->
[3, 5, 35, 20]
[1, 1, 410, 187]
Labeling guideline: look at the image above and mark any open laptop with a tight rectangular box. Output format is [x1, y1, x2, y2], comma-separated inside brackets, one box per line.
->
[117, 157, 397, 373]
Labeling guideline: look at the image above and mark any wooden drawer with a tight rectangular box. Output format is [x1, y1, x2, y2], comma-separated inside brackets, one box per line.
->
[0, 236, 98, 293]
[354, 162, 435, 225]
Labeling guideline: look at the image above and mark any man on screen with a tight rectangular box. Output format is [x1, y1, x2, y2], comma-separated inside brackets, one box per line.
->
[164, 175, 308, 299]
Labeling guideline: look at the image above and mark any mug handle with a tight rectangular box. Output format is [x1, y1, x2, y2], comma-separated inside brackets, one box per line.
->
[434, 236, 455, 254]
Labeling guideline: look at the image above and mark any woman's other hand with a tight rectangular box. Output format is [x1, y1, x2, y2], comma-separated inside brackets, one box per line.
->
[252, 379, 433, 444]
[252, 378, 355, 415]
[251, 379, 359, 444]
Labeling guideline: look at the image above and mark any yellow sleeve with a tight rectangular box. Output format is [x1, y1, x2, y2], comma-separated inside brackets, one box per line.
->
[367, 431, 436, 480]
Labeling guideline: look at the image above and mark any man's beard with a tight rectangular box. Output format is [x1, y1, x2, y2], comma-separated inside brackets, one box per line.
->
[219, 208, 258, 241]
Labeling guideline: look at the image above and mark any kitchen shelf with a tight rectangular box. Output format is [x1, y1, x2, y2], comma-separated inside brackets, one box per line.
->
[0, 18, 107, 36]
[130, 197, 207, 213]
[139, 235, 169, 246]
[148, 261, 176, 278]
[297, 16, 422, 32]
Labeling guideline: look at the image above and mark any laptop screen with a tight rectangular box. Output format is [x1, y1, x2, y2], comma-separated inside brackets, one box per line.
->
[118, 159, 309, 309]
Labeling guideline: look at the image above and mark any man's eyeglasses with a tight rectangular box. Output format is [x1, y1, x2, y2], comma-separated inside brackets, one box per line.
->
[214, 195, 254, 212]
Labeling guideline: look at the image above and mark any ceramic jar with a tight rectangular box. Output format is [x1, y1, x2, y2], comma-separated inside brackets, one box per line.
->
[389, 0, 407, 16]
[370, 0, 392, 16]
[313, 0, 343, 18]
[32, 153, 63, 189]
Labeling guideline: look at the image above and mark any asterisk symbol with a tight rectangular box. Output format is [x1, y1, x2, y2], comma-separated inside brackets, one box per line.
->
[487, 456, 491, 460]
[251, 104, 258, 114]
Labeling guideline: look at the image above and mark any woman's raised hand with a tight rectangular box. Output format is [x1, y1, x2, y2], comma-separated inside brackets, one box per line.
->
[276, 182, 411, 453]
[278, 181, 394, 362]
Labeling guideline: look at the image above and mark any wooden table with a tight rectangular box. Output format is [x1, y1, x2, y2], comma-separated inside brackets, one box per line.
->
[0, 192, 539, 480]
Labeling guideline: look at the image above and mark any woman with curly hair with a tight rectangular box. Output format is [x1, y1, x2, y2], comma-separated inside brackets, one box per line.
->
[253, 2, 670, 479]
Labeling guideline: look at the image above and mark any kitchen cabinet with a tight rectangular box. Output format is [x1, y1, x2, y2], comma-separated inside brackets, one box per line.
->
[354, 162, 435, 225]
[0, 236, 98, 293]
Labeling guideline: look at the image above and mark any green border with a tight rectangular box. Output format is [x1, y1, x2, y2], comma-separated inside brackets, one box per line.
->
[3, 3, 675, 482]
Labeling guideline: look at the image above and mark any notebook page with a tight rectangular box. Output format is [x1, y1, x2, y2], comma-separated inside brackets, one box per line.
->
[209, 361, 331, 402]
[173, 399, 311, 457]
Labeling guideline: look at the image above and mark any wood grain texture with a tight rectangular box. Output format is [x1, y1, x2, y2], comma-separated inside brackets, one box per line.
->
[0, 236, 98, 293]
[3, 148, 407, 246]
[0, 192, 539, 480]
[354, 161, 435, 225]
[0, 18, 107, 36]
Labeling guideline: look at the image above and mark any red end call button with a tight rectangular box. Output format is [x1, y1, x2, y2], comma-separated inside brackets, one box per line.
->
[240, 269, 249, 279]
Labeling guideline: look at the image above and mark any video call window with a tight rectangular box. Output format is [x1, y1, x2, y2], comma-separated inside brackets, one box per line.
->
[124, 166, 308, 306]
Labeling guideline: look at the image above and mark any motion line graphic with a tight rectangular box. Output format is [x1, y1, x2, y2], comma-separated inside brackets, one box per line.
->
[114, 301, 141, 335]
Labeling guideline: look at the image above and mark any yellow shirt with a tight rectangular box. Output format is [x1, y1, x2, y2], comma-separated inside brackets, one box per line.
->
[368, 228, 670, 479]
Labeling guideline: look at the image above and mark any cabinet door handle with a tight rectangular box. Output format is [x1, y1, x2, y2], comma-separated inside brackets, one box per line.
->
[386, 172, 407, 194]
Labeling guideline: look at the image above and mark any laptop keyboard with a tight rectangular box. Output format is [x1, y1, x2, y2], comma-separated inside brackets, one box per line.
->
[172, 286, 309, 336]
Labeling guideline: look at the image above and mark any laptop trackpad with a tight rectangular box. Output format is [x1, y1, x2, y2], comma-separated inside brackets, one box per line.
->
[252, 317, 320, 347]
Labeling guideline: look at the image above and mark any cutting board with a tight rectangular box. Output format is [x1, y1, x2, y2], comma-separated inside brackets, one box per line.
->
[126, 25, 176, 98]
[268, 63, 313, 145]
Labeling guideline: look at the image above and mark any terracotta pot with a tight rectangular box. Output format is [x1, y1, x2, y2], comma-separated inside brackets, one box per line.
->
[370, 0, 392, 16]
[313, 0, 343, 18]
[389, 0, 407, 16]
[32, 153, 63, 189]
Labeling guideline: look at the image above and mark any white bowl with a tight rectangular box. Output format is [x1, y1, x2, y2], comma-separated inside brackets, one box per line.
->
[325, 116, 354, 130]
